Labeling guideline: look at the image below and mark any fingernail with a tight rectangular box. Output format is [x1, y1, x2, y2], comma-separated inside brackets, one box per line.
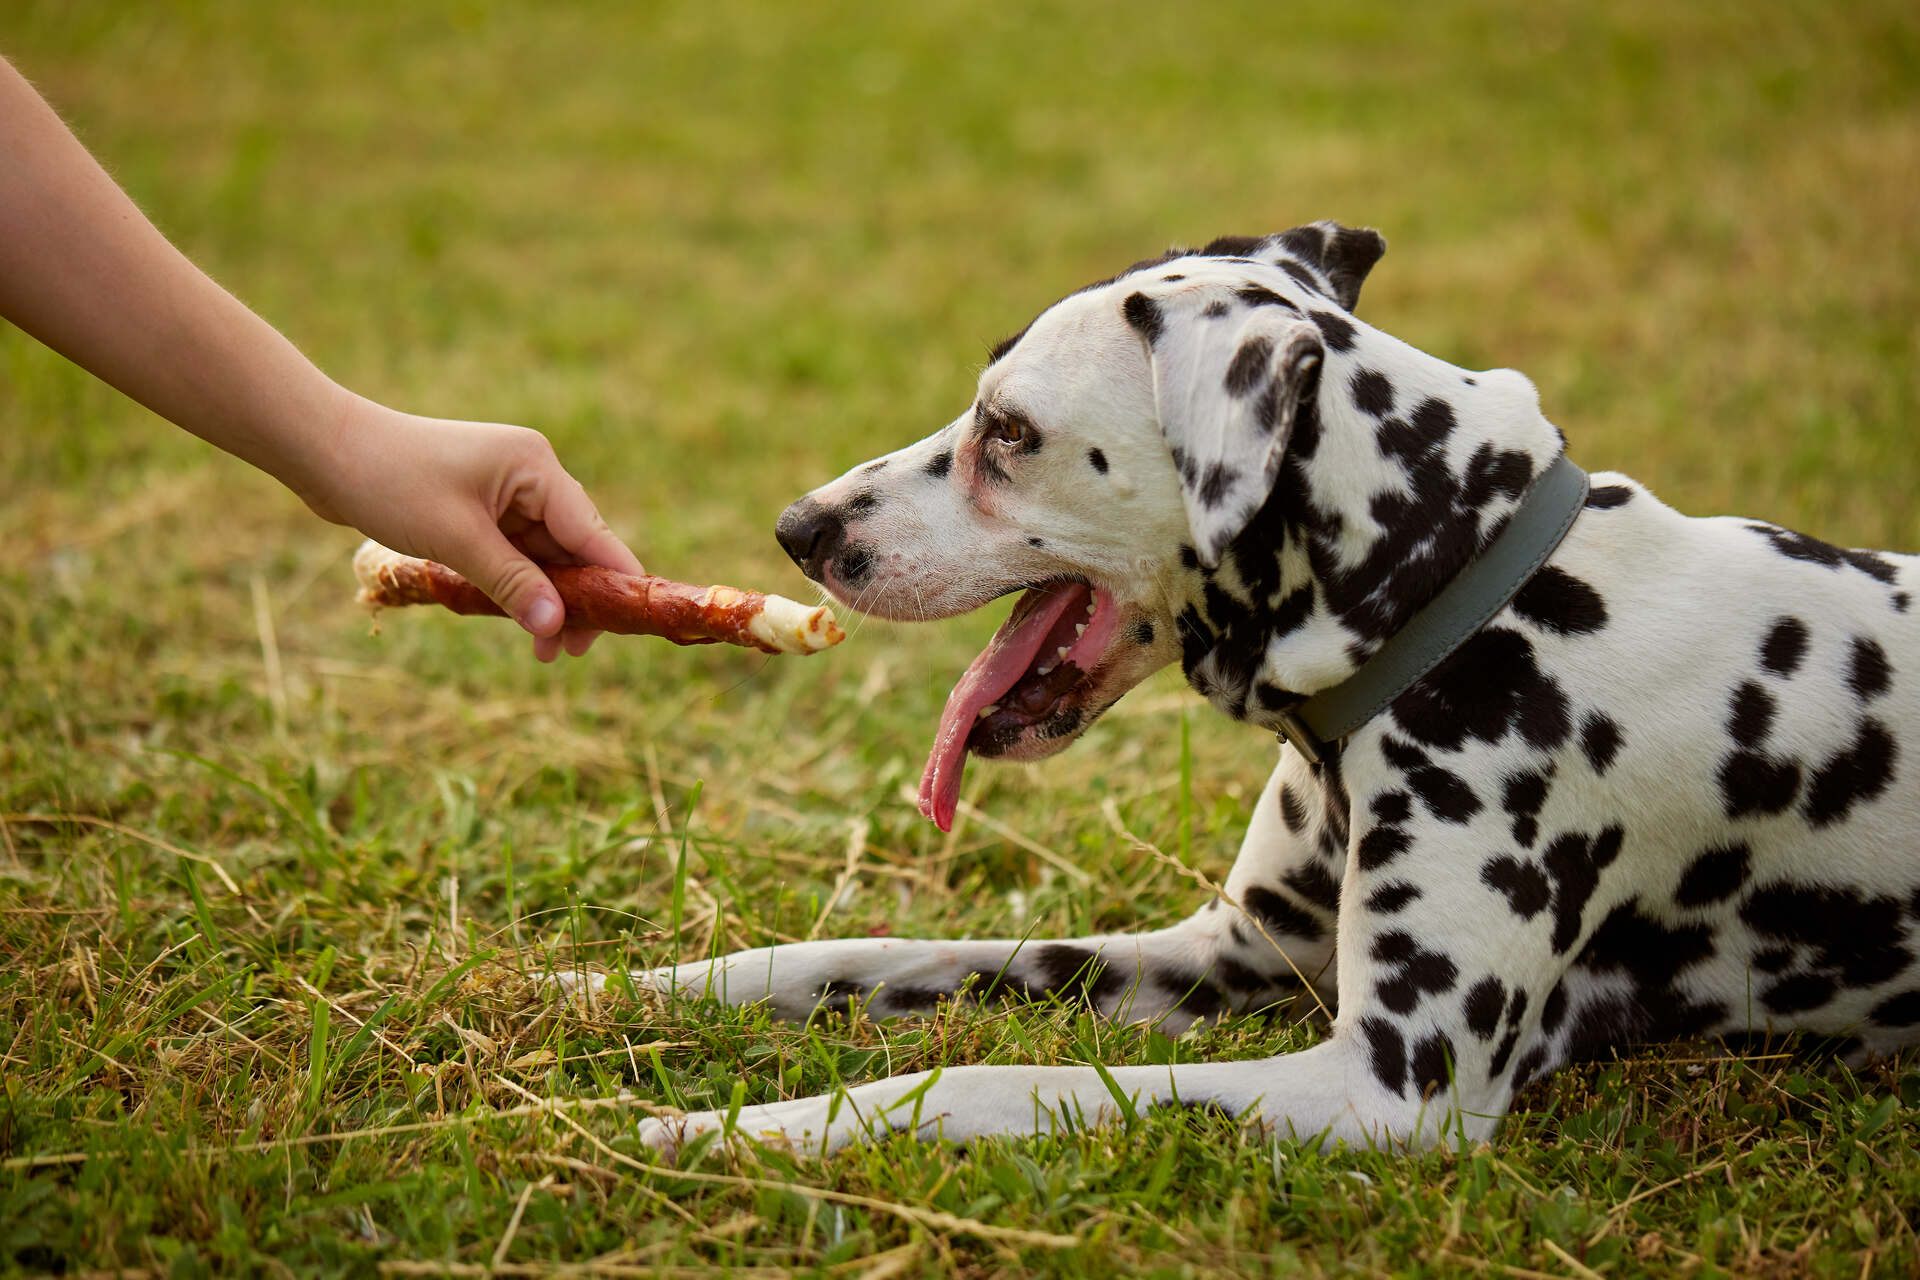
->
[522, 596, 562, 635]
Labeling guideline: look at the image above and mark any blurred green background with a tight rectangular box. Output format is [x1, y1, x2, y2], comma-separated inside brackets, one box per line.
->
[4, 1, 1919, 1274]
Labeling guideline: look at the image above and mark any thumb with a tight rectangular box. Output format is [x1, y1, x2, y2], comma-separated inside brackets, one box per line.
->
[452, 528, 564, 637]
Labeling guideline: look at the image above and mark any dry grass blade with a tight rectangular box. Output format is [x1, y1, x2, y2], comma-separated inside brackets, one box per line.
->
[2, 1093, 658, 1171]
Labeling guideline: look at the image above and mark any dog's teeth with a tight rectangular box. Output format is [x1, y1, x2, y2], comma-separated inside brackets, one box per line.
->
[1075, 623, 1087, 637]
[977, 704, 999, 718]
[1056, 646, 1070, 660]
[1037, 663, 1054, 676]
[1085, 601, 1097, 616]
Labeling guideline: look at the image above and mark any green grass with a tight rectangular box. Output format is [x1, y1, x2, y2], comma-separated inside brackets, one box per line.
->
[4, 0, 1920, 1274]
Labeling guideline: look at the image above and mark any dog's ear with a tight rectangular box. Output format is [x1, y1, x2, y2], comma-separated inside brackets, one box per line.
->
[1271, 221, 1386, 312]
[1126, 289, 1325, 568]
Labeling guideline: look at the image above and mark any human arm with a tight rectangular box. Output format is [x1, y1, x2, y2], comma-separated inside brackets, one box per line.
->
[0, 55, 640, 660]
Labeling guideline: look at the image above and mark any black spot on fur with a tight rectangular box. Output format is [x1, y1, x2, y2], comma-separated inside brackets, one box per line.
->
[1213, 956, 1269, 994]
[1760, 617, 1809, 676]
[1027, 536, 1045, 548]
[1086, 447, 1109, 475]
[1502, 767, 1552, 849]
[1489, 1029, 1521, 1078]
[924, 449, 953, 479]
[1483, 856, 1551, 919]
[845, 490, 881, 516]
[1584, 485, 1632, 509]
[1464, 977, 1506, 1040]
[1123, 292, 1163, 343]
[1316, 224, 1388, 311]
[1848, 636, 1892, 701]
[1243, 886, 1324, 943]
[1361, 1016, 1407, 1097]
[1512, 567, 1609, 636]
[1896, 592, 1911, 613]
[1131, 619, 1155, 646]
[1284, 862, 1342, 912]
[1278, 783, 1308, 834]
[1761, 973, 1837, 1013]
[1393, 628, 1571, 753]
[1541, 826, 1624, 955]
[1197, 462, 1238, 508]
[1409, 398, 1456, 448]
[1742, 880, 1914, 1012]
[1718, 750, 1802, 818]
[1357, 825, 1411, 871]
[838, 544, 873, 586]
[1376, 400, 1459, 470]
[1366, 881, 1421, 913]
[1404, 761, 1481, 824]
[1202, 234, 1268, 258]
[1031, 944, 1124, 1006]
[1510, 1045, 1550, 1088]
[1803, 717, 1897, 827]
[1541, 982, 1568, 1034]
[1202, 300, 1231, 319]
[1728, 682, 1777, 745]
[1372, 930, 1459, 1014]
[1718, 683, 1803, 817]
[1236, 284, 1296, 310]
[1872, 990, 1920, 1027]
[1225, 336, 1275, 397]
[1309, 310, 1355, 352]
[1675, 844, 1751, 908]
[1349, 369, 1395, 418]
[1580, 713, 1623, 775]
[1748, 524, 1898, 583]
[1281, 260, 1324, 297]
[1409, 1032, 1456, 1100]
[1162, 273, 1187, 282]
[1160, 969, 1225, 1018]
[1370, 791, 1412, 824]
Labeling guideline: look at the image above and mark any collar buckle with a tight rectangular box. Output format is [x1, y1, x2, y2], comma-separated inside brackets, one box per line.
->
[1273, 710, 1323, 765]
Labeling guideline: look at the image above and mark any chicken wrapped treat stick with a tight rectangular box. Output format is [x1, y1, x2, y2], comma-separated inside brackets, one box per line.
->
[352, 540, 843, 655]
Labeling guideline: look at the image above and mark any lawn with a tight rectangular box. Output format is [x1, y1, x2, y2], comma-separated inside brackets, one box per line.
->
[4, 0, 1920, 1274]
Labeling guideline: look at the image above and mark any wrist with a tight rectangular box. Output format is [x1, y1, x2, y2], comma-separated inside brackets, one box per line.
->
[276, 385, 387, 524]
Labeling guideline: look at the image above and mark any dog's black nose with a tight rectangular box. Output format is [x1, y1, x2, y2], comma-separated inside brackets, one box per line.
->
[775, 498, 846, 582]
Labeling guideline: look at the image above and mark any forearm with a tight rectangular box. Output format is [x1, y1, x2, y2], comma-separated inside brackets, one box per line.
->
[0, 56, 353, 497]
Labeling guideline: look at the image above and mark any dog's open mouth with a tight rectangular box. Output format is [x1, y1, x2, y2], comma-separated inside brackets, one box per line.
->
[917, 579, 1121, 831]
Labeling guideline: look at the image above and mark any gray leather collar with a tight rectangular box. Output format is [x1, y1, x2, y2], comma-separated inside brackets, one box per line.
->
[1274, 453, 1589, 764]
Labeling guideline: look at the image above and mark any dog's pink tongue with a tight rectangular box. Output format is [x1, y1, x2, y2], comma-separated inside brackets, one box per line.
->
[919, 586, 1080, 831]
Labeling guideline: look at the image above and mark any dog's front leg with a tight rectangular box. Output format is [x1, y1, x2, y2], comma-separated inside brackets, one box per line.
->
[569, 756, 1342, 1029]
[587, 924, 1310, 1030]
[637, 1035, 1493, 1157]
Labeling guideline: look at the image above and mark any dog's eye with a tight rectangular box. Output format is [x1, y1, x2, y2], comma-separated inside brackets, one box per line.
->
[994, 418, 1027, 446]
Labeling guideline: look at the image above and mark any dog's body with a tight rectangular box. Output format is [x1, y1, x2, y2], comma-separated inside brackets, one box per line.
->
[630, 224, 1920, 1154]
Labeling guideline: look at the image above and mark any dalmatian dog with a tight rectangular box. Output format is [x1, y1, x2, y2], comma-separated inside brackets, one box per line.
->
[626, 222, 1920, 1156]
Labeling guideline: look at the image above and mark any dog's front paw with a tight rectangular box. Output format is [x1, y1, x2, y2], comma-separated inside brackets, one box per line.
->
[640, 1100, 830, 1159]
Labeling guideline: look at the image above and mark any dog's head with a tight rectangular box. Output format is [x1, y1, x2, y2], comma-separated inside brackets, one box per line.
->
[776, 222, 1386, 828]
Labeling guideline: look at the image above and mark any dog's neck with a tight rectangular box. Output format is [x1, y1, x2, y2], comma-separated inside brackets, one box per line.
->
[1174, 319, 1566, 732]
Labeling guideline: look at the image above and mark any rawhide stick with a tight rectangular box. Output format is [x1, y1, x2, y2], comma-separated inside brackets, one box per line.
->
[351, 540, 843, 655]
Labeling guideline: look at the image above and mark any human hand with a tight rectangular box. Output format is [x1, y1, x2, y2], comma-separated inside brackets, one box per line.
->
[297, 397, 644, 662]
